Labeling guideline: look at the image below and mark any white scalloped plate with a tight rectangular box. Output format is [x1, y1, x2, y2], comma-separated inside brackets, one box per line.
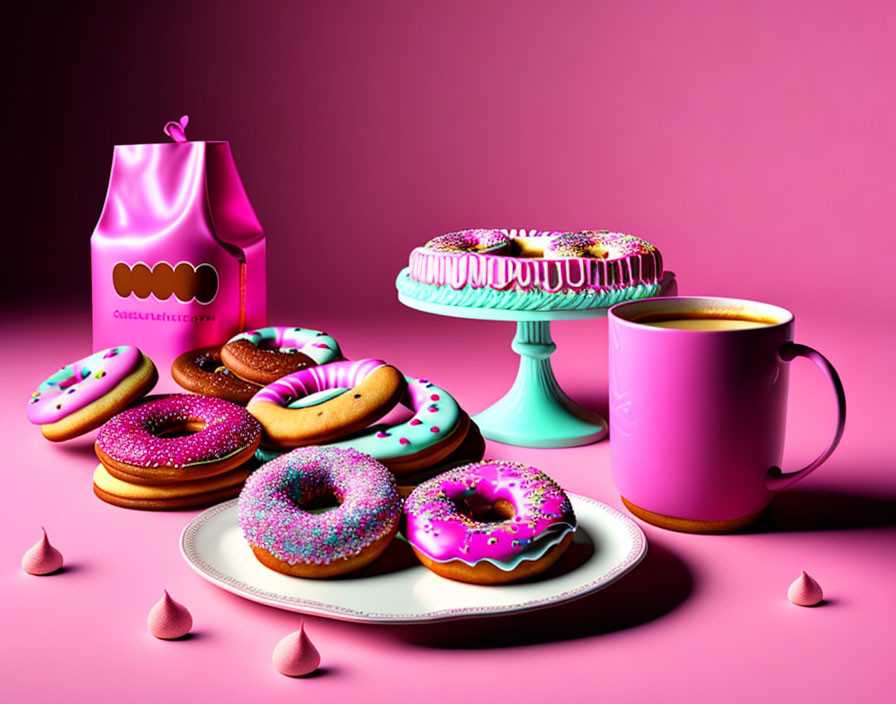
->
[180, 494, 647, 624]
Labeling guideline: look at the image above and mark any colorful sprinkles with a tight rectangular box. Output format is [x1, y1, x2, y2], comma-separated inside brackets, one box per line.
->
[425, 229, 512, 253]
[96, 394, 261, 468]
[404, 461, 576, 570]
[323, 376, 461, 462]
[237, 447, 400, 566]
[26, 346, 142, 426]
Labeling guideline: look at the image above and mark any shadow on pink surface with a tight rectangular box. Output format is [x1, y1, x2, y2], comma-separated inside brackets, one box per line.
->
[750, 484, 896, 533]
[387, 539, 692, 649]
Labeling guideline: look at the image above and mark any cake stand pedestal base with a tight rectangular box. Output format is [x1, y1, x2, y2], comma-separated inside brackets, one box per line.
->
[473, 320, 607, 448]
[397, 271, 676, 449]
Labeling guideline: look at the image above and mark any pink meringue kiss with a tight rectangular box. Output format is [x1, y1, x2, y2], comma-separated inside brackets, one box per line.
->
[147, 590, 193, 639]
[22, 527, 64, 575]
[273, 621, 321, 677]
[788, 570, 824, 606]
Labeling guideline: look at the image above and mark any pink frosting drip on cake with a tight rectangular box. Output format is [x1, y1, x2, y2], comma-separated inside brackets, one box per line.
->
[409, 229, 662, 292]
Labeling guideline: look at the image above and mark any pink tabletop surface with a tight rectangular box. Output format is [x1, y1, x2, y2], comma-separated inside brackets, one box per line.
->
[5, 1, 896, 701]
[2, 300, 894, 703]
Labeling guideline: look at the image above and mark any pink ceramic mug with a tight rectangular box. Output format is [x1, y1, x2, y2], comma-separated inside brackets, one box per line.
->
[608, 296, 846, 532]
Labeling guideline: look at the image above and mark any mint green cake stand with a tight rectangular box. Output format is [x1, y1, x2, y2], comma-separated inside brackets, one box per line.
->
[397, 296, 612, 448]
[398, 273, 677, 449]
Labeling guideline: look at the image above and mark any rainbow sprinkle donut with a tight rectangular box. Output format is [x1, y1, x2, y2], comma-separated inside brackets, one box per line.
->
[237, 447, 401, 577]
[404, 461, 577, 584]
[95, 394, 261, 484]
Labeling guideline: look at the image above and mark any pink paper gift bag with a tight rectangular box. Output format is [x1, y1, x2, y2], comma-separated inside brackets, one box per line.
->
[91, 117, 266, 384]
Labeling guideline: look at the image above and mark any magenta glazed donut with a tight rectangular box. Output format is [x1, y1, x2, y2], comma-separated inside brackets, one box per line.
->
[95, 394, 261, 484]
[404, 461, 577, 584]
[237, 447, 401, 577]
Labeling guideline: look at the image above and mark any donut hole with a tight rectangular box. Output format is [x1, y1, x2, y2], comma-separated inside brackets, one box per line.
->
[295, 488, 343, 514]
[452, 497, 515, 524]
[152, 419, 207, 439]
[195, 354, 225, 374]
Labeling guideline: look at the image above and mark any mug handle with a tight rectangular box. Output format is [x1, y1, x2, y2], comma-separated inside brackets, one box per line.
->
[765, 342, 847, 491]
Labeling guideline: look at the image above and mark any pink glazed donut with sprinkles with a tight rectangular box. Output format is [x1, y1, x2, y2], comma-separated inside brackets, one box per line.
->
[27, 345, 158, 441]
[425, 229, 514, 253]
[404, 461, 577, 584]
[237, 447, 401, 577]
[95, 394, 262, 485]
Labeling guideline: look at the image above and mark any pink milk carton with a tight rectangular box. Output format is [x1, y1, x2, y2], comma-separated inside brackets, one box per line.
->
[91, 117, 266, 388]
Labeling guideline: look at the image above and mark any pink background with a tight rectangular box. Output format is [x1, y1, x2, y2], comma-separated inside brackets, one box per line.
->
[4, 1, 895, 702]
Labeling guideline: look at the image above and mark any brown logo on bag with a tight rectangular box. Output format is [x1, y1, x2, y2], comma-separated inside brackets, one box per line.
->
[112, 262, 218, 304]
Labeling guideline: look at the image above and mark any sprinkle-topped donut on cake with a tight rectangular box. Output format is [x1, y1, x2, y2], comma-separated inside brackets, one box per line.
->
[396, 228, 664, 311]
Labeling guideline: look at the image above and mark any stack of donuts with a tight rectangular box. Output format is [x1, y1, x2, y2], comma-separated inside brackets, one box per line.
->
[91, 394, 263, 510]
[171, 326, 345, 405]
[25, 337, 579, 586]
[24, 344, 263, 509]
[172, 325, 483, 494]
[245, 357, 485, 496]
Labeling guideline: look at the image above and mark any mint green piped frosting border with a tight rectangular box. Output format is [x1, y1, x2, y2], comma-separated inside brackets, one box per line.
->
[395, 268, 661, 311]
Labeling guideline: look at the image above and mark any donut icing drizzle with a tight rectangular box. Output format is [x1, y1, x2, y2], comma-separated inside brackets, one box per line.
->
[404, 461, 576, 570]
[324, 376, 461, 459]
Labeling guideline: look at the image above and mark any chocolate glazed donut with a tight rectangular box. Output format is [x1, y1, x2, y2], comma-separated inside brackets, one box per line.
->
[171, 347, 262, 405]
[221, 340, 317, 386]
[220, 327, 343, 386]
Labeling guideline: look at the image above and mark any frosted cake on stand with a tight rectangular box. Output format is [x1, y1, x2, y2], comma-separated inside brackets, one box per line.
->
[396, 228, 674, 448]
[396, 228, 663, 311]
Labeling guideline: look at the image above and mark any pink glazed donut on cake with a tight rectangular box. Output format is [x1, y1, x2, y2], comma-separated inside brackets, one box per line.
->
[404, 461, 577, 584]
